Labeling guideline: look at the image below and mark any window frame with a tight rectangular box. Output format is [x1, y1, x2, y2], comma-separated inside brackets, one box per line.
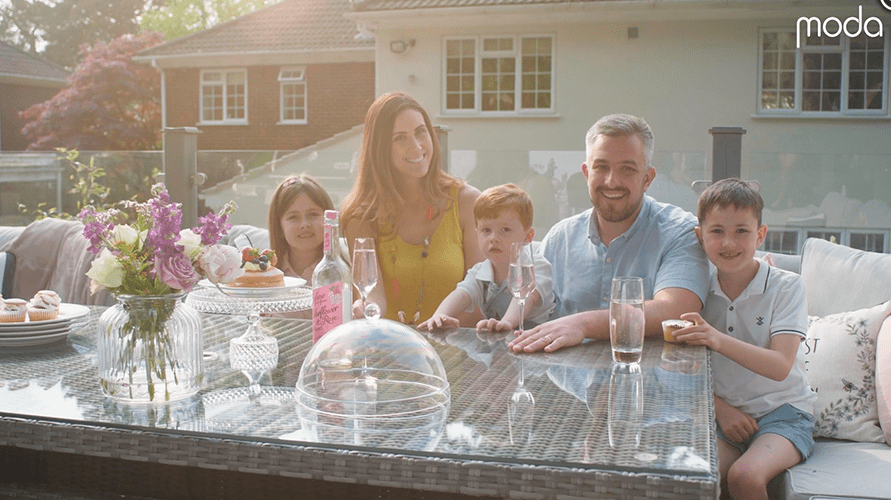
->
[441, 34, 556, 117]
[756, 27, 889, 118]
[199, 68, 248, 125]
[278, 66, 308, 125]
[765, 227, 889, 254]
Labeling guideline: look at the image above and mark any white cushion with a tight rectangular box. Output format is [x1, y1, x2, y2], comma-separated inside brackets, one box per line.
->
[876, 316, 891, 444]
[801, 238, 891, 317]
[770, 439, 891, 500]
[805, 300, 891, 443]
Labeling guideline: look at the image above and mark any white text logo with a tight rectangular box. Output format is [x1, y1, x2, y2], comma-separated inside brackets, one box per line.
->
[796, 6, 883, 48]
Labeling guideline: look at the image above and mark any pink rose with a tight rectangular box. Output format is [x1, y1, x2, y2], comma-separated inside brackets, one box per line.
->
[155, 252, 201, 292]
[198, 245, 244, 285]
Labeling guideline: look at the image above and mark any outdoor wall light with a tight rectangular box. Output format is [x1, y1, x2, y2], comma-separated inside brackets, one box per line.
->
[390, 39, 416, 54]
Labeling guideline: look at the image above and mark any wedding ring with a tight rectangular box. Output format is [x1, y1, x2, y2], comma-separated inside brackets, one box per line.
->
[545, 335, 553, 343]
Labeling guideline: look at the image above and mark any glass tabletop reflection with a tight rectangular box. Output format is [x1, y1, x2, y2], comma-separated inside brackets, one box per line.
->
[0, 308, 715, 480]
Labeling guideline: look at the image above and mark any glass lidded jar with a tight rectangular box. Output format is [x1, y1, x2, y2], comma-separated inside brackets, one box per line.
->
[296, 319, 450, 451]
[98, 293, 203, 403]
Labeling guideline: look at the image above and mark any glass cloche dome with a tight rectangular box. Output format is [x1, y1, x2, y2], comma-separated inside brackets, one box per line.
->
[296, 319, 450, 451]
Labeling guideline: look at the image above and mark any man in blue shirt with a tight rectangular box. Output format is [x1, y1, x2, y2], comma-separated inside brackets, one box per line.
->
[509, 114, 709, 353]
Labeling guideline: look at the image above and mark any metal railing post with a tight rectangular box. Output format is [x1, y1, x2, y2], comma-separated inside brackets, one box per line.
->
[708, 127, 746, 182]
[435, 125, 451, 174]
[162, 127, 204, 228]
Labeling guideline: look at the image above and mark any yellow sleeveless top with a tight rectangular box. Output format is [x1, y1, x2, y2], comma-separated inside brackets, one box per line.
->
[379, 187, 465, 324]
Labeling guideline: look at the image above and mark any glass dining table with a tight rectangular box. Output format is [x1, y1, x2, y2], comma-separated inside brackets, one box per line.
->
[0, 305, 718, 500]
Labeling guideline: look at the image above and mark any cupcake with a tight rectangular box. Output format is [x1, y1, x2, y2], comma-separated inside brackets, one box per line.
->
[28, 290, 62, 321]
[1, 298, 28, 323]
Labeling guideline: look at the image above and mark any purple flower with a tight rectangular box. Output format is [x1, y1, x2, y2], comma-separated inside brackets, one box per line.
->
[145, 186, 183, 261]
[80, 206, 115, 255]
[154, 252, 201, 292]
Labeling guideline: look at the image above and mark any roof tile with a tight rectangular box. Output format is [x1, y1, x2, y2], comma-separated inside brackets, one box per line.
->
[0, 41, 69, 82]
[140, 0, 373, 58]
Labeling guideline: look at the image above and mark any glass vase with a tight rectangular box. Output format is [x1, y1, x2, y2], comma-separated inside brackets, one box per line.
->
[98, 293, 203, 403]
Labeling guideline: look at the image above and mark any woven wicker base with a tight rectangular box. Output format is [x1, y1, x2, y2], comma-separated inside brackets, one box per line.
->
[0, 446, 502, 500]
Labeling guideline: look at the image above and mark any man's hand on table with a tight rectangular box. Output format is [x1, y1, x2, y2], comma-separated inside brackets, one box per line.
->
[508, 314, 588, 353]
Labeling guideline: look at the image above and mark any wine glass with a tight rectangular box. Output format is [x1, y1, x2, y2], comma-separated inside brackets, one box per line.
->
[352, 238, 380, 320]
[509, 242, 535, 336]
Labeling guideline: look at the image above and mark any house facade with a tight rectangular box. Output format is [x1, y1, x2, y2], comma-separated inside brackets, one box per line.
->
[134, 0, 376, 152]
[344, 0, 891, 253]
[0, 42, 68, 152]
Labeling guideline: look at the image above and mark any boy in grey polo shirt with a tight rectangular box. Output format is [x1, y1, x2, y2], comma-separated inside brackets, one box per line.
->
[419, 184, 555, 331]
[673, 178, 815, 500]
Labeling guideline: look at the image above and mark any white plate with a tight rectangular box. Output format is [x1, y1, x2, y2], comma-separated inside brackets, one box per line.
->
[0, 323, 72, 338]
[0, 303, 90, 330]
[0, 330, 72, 347]
[197, 276, 306, 298]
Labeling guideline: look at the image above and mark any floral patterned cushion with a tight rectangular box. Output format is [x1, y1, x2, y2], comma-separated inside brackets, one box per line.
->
[805, 300, 891, 443]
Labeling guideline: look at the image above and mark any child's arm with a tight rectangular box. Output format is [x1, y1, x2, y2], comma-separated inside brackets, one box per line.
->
[478, 289, 543, 332]
[418, 289, 473, 330]
[675, 312, 800, 381]
[714, 395, 758, 443]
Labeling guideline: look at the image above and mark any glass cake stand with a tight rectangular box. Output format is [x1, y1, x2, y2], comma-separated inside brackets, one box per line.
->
[186, 280, 311, 418]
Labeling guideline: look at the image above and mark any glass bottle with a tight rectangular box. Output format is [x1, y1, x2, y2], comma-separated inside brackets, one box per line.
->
[312, 210, 352, 342]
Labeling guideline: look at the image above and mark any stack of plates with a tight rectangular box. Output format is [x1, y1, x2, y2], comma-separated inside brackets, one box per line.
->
[0, 303, 91, 347]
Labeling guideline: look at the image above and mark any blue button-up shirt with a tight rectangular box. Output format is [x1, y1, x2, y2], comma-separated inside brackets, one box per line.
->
[539, 195, 709, 319]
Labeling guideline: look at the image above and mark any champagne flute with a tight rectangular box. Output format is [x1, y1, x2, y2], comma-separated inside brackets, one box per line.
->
[509, 242, 536, 336]
[352, 237, 380, 319]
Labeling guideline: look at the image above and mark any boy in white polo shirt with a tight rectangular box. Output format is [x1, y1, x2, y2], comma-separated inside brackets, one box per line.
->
[418, 183, 555, 332]
[673, 178, 816, 500]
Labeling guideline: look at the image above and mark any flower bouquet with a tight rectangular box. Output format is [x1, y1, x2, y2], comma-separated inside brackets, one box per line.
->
[82, 183, 245, 402]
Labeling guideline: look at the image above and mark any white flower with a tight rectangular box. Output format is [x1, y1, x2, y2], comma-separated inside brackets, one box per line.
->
[178, 229, 203, 260]
[198, 245, 244, 284]
[111, 224, 139, 248]
[86, 248, 124, 289]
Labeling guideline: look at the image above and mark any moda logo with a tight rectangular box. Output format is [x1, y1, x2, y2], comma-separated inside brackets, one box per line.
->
[796, 5, 884, 48]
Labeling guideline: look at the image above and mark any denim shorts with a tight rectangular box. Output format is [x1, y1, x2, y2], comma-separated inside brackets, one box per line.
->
[716, 403, 815, 460]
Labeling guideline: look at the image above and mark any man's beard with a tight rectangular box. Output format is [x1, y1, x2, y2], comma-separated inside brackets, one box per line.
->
[592, 188, 641, 223]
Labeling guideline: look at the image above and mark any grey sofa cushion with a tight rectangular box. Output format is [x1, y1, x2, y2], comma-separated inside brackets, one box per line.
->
[801, 238, 891, 317]
[223, 224, 271, 250]
[768, 439, 891, 500]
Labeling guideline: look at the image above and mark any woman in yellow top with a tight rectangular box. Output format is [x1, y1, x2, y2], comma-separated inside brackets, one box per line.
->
[341, 92, 484, 325]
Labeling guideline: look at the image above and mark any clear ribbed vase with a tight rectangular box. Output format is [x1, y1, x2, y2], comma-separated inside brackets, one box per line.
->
[98, 293, 203, 403]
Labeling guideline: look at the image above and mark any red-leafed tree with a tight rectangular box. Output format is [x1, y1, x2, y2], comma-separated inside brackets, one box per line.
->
[19, 31, 165, 151]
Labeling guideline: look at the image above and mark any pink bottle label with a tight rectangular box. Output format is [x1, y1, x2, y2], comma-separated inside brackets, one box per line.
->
[313, 281, 343, 342]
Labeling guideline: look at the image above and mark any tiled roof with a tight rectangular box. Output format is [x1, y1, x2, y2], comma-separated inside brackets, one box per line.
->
[138, 0, 373, 58]
[351, 0, 628, 11]
[0, 42, 69, 83]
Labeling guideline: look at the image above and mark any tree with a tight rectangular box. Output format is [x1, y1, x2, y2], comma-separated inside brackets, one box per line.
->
[19, 31, 165, 151]
[0, 0, 157, 68]
[140, 0, 278, 40]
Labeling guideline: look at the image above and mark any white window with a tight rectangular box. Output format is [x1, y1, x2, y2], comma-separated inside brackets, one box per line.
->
[758, 29, 888, 117]
[766, 228, 889, 254]
[443, 35, 554, 115]
[200, 69, 247, 124]
[279, 67, 307, 124]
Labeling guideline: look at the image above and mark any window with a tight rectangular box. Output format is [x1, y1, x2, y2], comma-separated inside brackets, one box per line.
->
[758, 28, 888, 116]
[200, 69, 247, 123]
[444, 35, 554, 115]
[764, 229, 800, 255]
[279, 67, 307, 123]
